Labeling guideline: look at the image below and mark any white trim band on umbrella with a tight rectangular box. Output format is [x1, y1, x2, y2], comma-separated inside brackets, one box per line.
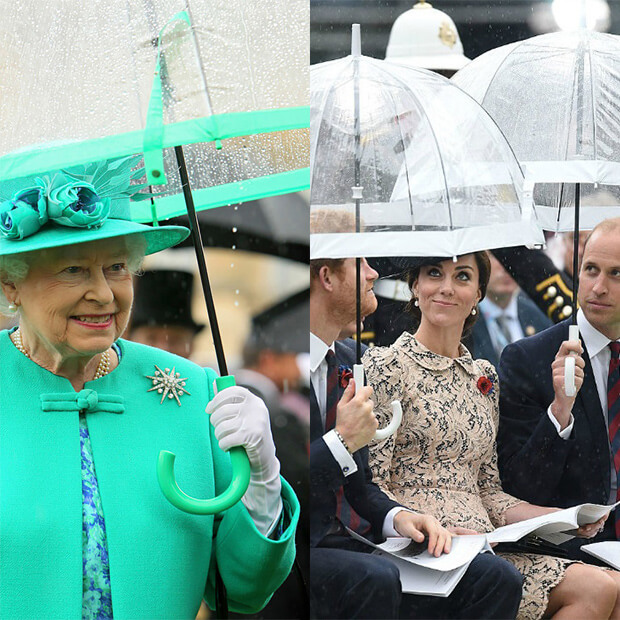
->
[535, 205, 620, 232]
[523, 160, 620, 184]
[310, 220, 545, 259]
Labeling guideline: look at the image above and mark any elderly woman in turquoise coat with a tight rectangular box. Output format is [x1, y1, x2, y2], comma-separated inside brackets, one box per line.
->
[0, 157, 299, 620]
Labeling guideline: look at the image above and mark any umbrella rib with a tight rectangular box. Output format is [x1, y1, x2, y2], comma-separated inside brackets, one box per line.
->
[587, 35, 598, 162]
[385, 86, 416, 230]
[183, 4, 217, 117]
[480, 39, 530, 107]
[391, 71, 453, 230]
[310, 61, 351, 192]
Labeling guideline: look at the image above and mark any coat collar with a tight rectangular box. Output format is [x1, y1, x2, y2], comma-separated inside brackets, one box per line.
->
[395, 331, 478, 376]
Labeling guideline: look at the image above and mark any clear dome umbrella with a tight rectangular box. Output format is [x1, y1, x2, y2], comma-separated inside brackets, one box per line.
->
[0, 0, 308, 596]
[311, 31, 542, 263]
[452, 30, 620, 232]
[452, 30, 620, 393]
[311, 26, 543, 435]
[0, 0, 308, 371]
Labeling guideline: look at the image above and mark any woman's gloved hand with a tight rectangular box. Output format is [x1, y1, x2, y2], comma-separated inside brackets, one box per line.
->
[206, 386, 283, 535]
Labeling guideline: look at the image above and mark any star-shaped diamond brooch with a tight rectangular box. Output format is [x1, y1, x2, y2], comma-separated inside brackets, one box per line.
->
[146, 365, 191, 406]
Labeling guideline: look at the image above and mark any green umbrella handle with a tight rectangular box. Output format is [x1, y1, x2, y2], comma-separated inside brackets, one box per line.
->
[157, 375, 252, 515]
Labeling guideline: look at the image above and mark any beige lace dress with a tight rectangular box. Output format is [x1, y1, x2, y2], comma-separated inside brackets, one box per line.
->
[363, 332, 577, 620]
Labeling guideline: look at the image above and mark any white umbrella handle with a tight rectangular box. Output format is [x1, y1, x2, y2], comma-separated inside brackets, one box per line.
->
[564, 324, 579, 398]
[353, 364, 402, 440]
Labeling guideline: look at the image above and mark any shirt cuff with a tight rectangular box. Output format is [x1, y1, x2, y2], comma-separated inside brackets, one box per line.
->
[382, 507, 411, 538]
[547, 406, 574, 439]
[323, 429, 358, 477]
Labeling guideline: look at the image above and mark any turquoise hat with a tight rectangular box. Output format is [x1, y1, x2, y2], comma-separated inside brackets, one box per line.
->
[0, 156, 189, 257]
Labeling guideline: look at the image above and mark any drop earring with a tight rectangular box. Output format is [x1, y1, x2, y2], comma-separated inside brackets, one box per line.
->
[7, 302, 17, 313]
[413, 299, 419, 307]
[471, 307, 477, 316]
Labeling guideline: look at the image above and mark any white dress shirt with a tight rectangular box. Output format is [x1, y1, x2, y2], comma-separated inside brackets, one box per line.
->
[548, 310, 619, 500]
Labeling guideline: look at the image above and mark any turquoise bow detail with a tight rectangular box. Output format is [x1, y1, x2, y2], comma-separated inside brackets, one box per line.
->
[40, 389, 125, 414]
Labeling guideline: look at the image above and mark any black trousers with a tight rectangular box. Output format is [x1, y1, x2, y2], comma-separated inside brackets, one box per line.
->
[310, 543, 522, 619]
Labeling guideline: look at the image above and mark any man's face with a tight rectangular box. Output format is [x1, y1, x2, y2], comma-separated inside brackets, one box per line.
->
[486, 253, 518, 299]
[578, 228, 620, 340]
[331, 258, 378, 324]
[564, 231, 590, 278]
[129, 324, 195, 358]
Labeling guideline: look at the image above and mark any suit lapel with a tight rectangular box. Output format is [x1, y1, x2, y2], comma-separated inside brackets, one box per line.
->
[309, 382, 323, 442]
[578, 339, 611, 497]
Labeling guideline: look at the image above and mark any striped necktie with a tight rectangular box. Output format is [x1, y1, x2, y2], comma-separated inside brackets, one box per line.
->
[325, 349, 338, 431]
[607, 341, 620, 537]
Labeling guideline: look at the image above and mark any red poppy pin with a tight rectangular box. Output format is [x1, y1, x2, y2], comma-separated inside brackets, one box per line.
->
[339, 365, 354, 389]
[477, 376, 494, 395]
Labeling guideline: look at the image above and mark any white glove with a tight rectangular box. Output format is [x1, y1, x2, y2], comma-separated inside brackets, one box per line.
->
[206, 385, 283, 535]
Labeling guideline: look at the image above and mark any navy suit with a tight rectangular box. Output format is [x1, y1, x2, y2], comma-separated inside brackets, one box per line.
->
[310, 339, 400, 546]
[472, 293, 552, 368]
[310, 338, 522, 619]
[498, 320, 616, 558]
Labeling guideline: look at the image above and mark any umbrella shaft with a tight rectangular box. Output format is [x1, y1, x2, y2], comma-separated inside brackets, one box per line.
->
[174, 145, 228, 376]
[572, 184, 580, 326]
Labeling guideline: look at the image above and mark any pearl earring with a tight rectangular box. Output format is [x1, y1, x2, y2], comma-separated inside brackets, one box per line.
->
[471, 307, 477, 316]
[414, 299, 419, 307]
[7, 303, 17, 313]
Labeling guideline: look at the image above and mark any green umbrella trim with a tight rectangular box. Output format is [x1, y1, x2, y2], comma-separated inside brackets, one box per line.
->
[130, 167, 309, 224]
[0, 106, 309, 183]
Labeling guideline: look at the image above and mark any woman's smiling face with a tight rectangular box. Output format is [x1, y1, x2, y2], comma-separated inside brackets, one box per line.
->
[413, 254, 481, 330]
[6, 237, 134, 359]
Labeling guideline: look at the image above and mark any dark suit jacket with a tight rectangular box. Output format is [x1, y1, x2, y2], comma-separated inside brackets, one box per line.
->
[472, 293, 552, 368]
[310, 338, 401, 547]
[497, 319, 611, 509]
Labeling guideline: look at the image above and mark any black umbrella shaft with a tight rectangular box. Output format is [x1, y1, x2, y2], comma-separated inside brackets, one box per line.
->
[572, 184, 580, 326]
[174, 145, 228, 376]
[356, 257, 362, 363]
[353, 52, 362, 364]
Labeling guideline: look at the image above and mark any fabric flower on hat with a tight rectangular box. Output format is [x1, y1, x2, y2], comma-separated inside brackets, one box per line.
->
[0, 181, 49, 240]
[477, 376, 494, 395]
[47, 176, 110, 229]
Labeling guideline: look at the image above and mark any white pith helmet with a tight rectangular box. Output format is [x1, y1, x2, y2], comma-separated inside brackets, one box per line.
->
[386, 0, 470, 72]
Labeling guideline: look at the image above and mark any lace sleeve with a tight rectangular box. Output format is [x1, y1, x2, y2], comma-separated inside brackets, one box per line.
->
[476, 362, 524, 527]
[363, 345, 407, 503]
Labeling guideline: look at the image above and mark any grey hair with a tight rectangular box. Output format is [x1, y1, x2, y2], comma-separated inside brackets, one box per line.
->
[0, 234, 147, 316]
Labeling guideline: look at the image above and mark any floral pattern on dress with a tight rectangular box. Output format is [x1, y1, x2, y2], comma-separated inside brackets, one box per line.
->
[363, 333, 578, 620]
[80, 414, 113, 620]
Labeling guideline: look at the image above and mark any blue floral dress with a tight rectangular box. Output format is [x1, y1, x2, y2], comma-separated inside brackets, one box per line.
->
[80, 343, 120, 619]
[80, 414, 113, 619]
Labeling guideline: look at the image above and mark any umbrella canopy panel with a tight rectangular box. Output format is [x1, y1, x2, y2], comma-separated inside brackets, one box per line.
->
[452, 30, 620, 230]
[0, 0, 309, 209]
[311, 56, 543, 259]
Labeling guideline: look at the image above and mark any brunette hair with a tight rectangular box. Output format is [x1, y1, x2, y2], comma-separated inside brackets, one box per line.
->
[404, 251, 491, 338]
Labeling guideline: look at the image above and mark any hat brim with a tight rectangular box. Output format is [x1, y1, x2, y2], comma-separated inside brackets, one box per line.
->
[0, 219, 190, 257]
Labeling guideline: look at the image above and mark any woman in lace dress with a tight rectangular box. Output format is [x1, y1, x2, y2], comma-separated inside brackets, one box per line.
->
[364, 252, 620, 620]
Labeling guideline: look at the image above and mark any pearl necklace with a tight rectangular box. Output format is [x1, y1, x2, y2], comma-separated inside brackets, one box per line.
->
[12, 328, 111, 380]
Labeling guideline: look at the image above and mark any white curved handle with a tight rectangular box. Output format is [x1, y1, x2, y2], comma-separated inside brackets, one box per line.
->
[564, 357, 576, 397]
[374, 400, 403, 441]
[353, 364, 402, 440]
[564, 324, 579, 398]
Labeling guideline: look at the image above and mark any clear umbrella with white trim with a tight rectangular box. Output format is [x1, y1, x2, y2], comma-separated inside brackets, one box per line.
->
[311, 25, 544, 438]
[452, 29, 620, 394]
